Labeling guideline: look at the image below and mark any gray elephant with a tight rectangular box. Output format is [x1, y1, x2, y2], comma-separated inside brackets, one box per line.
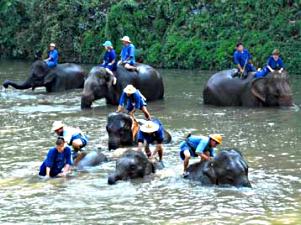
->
[106, 112, 172, 150]
[186, 149, 251, 187]
[81, 64, 164, 109]
[75, 151, 108, 171]
[3, 60, 85, 92]
[203, 69, 293, 106]
[108, 150, 158, 185]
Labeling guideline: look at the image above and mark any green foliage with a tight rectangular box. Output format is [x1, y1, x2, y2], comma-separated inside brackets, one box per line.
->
[0, 0, 300, 74]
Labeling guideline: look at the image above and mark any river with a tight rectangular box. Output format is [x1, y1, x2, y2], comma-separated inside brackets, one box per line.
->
[0, 60, 300, 225]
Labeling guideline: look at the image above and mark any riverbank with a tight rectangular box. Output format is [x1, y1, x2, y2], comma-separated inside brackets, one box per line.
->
[0, 0, 300, 73]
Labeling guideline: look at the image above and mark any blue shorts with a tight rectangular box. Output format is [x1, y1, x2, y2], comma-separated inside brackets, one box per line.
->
[179, 141, 197, 160]
[47, 61, 57, 68]
[255, 66, 269, 78]
[70, 134, 88, 148]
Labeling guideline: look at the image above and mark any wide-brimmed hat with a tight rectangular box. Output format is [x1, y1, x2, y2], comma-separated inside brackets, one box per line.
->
[272, 49, 280, 55]
[49, 43, 56, 47]
[51, 121, 64, 132]
[209, 134, 223, 144]
[120, 36, 131, 43]
[103, 40, 113, 47]
[123, 84, 137, 94]
[140, 121, 159, 133]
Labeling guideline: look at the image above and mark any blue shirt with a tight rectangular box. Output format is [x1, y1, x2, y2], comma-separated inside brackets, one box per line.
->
[267, 56, 284, 70]
[233, 49, 252, 67]
[186, 136, 215, 157]
[43, 146, 72, 171]
[120, 43, 135, 64]
[103, 50, 116, 65]
[137, 120, 164, 144]
[119, 90, 146, 110]
[48, 49, 58, 65]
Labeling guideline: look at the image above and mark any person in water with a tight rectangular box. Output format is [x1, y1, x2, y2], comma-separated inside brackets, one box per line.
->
[44, 43, 58, 68]
[100, 40, 117, 85]
[39, 137, 72, 178]
[233, 42, 256, 78]
[137, 120, 165, 161]
[179, 134, 222, 177]
[117, 84, 151, 120]
[51, 121, 88, 164]
[254, 49, 285, 78]
[119, 36, 138, 71]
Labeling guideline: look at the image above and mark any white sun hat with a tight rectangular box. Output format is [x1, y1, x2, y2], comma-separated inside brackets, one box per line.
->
[51, 121, 64, 132]
[123, 84, 137, 94]
[140, 121, 159, 133]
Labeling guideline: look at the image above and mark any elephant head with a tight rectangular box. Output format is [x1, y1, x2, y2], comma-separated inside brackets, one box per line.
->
[108, 150, 155, 185]
[81, 66, 116, 109]
[3, 60, 51, 90]
[186, 149, 251, 188]
[251, 71, 293, 106]
[106, 112, 133, 150]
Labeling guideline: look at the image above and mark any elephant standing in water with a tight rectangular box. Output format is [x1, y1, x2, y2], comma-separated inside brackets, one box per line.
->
[203, 69, 293, 107]
[186, 149, 251, 187]
[81, 64, 164, 109]
[3, 60, 85, 92]
[108, 150, 157, 185]
[106, 112, 172, 150]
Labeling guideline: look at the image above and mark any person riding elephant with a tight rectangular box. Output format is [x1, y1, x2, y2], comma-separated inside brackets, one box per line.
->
[39, 137, 72, 179]
[233, 42, 256, 78]
[185, 149, 251, 188]
[117, 84, 151, 120]
[179, 134, 222, 177]
[203, 69, 293, 107]
[44, 43, 59, 68]
[255, 49, 285, 78]
[100, 40, 117, 85]
[81, 65, 164, 109]
[108, 150, 156, 185]
[106, 112, 172, 150]
[119, 36, 137, 71]
[137, 120, 165, 161]
[3, 60, 85, 92]
[51, 121, 88, 165]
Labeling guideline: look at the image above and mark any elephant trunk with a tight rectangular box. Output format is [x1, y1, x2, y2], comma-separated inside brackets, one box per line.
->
[108, 173, 121, 185]
[279, 95, 293, 106]
[3, 79, 32, 90]
[81, 94, 94, 109]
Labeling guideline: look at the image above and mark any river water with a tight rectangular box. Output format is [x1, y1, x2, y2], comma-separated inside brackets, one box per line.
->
[0, 60, 300, 225]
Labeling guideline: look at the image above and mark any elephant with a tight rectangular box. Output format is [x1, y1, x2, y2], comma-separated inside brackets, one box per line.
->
[75, 151, 108, 171]
[106, 112, 172, 150]
[108, 150, 158, 185]
[185, 149, 251, 187]
[81, 64, 164, 109]
[203, 69, 293, 107]
[3, 60, 85, 92]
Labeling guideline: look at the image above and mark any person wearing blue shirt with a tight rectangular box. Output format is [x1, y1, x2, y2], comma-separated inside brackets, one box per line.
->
[119, 36, 138, 71]
[51, 121, 88, 164]
[179, 134, 222, 177]
[100, 40, 117, 85]
[137, 120, 165, 161]
[39, 137, 72, 178]
[255, 49, 284, 78]
[233, 42, 256, 78]
[117, 84, 151, 120]
[44, 43, 59, 68]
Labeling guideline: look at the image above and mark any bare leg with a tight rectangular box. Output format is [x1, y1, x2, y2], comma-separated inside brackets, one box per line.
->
[144, 144, 152, 158]
[124, 63, 138, 71]
[183, 150, 191, 172]
[131, 117, 139, 141]
[155, 144, 163, 161]
[73, 151, 87, 166]
[72, 139, 84, 151]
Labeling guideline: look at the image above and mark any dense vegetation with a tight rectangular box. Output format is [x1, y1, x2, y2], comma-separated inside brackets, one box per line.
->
[0, 0, 300, 73]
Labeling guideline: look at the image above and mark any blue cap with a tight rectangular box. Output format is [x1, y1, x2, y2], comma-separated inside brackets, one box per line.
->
[103, 41, 113, 47]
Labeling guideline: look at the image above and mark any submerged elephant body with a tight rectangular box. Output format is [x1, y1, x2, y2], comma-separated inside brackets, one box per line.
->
[106, 112, 172, 150]
[3, 60, 85, 92]
[75, 151, 108, 171]
[203, 69, 293, 107]
[81, 64, 164, 109]
[108, 150, 155, 185]
[186, 149, 251, 187]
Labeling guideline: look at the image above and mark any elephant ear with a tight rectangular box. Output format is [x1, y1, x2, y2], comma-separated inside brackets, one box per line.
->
[251, 78, 267, 102]
[44, 73, 57, 85]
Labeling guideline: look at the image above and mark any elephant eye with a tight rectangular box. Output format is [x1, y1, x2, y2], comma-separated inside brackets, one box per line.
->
[129, 164, 136, 170]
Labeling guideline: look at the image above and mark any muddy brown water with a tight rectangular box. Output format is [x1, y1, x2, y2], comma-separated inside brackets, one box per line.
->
[0, 60, 300, 224]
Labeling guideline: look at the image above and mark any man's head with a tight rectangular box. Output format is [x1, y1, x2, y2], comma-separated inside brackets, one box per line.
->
[140, 121, 159, 135]
[209, 134, 222, 147]
[52, 121, 64, 135]
[123, 84, 136, 97]
[236, 42, 244, 52]
[120, 36, 131, 45]
[272, 49, 280, 61]
[49, 43, 56, 50]
[103, 40, 113, 50]
[56, 137, 65, 152]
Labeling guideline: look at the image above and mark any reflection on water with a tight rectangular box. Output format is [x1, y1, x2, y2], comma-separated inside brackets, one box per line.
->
[0, 60, 300, 224]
